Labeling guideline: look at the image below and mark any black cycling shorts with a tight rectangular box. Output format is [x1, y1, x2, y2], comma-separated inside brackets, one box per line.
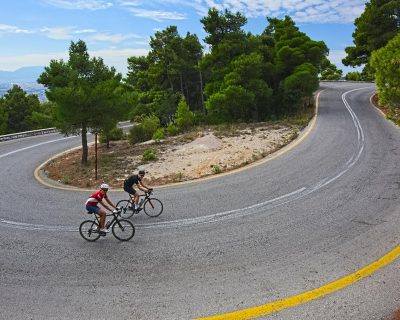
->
[123, 184, 136, 195]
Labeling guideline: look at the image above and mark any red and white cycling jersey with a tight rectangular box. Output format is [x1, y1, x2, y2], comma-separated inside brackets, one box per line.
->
[86, 190, 106, 206]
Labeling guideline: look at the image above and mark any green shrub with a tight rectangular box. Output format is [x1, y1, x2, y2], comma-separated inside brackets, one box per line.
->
[193, 112, 207, 125]
[61, 175, 70, 184]
[345, 71, 362, 81]
[211, 165, 222, 174]
[142, 148, 157, 161]
[100, 127, 124, 143]
[129, 125, 146, 144]
[129, 115, 160, 144]
[175, 171, 183, 181]
[167, 122, 179, 136]
[175, 97, 194, 131]
[371, 33, 400, 108]
[152, 128, 165, 141]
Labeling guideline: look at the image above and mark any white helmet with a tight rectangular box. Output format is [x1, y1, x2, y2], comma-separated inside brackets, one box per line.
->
[100, 183, 110, 190]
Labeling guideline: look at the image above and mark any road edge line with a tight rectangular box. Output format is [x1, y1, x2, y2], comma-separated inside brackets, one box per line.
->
[196, 245, 400, 320]
[34, 90, 324, 192]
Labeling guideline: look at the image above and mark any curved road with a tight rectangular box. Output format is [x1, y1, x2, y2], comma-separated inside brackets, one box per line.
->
[0, 82, 399, 319]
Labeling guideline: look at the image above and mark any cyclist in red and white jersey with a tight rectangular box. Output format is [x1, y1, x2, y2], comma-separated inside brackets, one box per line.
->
[85, 183, 117, 236]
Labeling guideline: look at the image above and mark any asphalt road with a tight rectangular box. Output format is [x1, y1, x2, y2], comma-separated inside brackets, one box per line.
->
[0, 82, 399, 320]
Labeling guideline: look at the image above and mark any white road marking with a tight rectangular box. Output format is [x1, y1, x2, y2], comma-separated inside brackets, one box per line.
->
[0, 123, 132, 159]
[0, 86, 375, 232]
[0, 136, 77, 159]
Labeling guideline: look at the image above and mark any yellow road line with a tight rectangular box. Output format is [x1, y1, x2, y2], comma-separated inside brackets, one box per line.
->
[197, 245, 400, 320]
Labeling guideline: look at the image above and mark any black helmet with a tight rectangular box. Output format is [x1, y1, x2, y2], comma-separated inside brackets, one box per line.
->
[139, 170, 145, 175]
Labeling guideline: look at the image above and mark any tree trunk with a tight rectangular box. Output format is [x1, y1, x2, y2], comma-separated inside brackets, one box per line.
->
[166, 67, 174, 91]
[180, 73, 185, 98]
[252, 107, 259, 122]
[199, 69, 205, 113]
[185, 81, 190, 105]
[81, 124, 88, 164]
[95, 133, 98, 180]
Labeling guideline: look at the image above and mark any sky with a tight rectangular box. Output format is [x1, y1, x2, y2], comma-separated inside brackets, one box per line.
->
[0, 0, 366, 75]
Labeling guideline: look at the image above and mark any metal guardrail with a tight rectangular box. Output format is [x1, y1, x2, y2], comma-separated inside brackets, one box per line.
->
[320, 80, 375, 83]
[0, 121, 133, 142]
[0, 128, 58, 142]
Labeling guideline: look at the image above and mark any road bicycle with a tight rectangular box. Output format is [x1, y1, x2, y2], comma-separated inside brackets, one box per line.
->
[116, 190, 163, 219]
[79, 208, 135, 242]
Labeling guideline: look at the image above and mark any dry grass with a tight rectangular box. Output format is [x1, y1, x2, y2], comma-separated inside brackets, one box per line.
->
[43, 107, 313, 189]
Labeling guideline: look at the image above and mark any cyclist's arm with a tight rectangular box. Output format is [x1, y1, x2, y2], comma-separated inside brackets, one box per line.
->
[104, 196, 117, 210]
[138, 181, 151, 192]
[98, 200, 112, 211]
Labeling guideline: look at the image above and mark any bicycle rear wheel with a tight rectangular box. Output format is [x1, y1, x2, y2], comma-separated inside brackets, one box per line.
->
[116, 200, 135, 219]
[112, 219, 135, 241]
[144, 198, 163, 217]
[79, 220, 100, 242]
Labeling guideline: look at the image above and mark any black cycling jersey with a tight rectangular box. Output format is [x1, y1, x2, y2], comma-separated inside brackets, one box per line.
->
[124, 174, 141, 188]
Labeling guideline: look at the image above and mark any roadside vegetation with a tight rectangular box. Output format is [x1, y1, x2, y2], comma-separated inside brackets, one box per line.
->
[341, 0, 399, 121]
[342, 0, 399, 82]
[12, 5, 399, 184]
[0, 85, 54, 135]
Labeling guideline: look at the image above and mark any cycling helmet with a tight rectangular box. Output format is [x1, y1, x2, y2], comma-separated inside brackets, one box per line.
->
[100, 183, 110, 190]
[139, 170, 146, 175]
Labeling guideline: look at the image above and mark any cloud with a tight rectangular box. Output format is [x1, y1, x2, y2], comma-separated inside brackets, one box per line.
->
[88, 32, 142, 43]
[74, 29, 97, 34]
[42, 0, 113, 10]
[126, 7, 187, 21]
[328, 49, 346, 65]
[118, 1, 187, 21]
[186, 0, 365, 24]
[39, 27, 142, 43]
[0, 24, 33, 35]
[40, 27, 74, 40]
[328, 49, 363, 73]
[0, 48, 149, 74]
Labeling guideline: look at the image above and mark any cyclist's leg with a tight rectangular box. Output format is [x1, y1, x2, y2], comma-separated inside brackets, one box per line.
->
[133, 192, 139, 206]
[128, 187, 139, 207]
[124, 184, 136, 206]
[98, 208, 107, 229]
[86, 205, 105, 230]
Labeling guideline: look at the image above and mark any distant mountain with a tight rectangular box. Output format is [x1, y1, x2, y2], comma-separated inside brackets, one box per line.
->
[0, 66, 44, 83]
[0, 67, 46, 101]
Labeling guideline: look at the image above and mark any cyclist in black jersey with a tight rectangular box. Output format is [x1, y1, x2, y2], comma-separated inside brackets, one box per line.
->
[123, 170, 152, 210]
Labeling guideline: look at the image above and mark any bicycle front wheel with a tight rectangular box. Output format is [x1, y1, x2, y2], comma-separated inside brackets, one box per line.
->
[112, 219, 135, 241]
[144, 198, 163, 217]
[79, 220, 100, 242]
[116, 200, 135, 219]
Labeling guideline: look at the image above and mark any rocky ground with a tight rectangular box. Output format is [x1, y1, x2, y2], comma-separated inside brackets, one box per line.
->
[43, 122, 304, 189]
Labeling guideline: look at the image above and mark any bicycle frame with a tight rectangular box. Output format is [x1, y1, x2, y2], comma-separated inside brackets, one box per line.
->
[127, 191, 152, 207]
[93, 211, 123, 229]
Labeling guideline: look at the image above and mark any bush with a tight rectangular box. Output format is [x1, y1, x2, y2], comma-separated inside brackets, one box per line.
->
[152, 128, 165, 141]
[166, 122, 179, 136]
[129, 115, 160, 144]
[345, 72, 362, 81]
[211, 164, 222, 174]
[193, 112, 207, 126]
[371, 33, 400, 108]
[100, 127, 124, 143]
[142, 148, 157, 161]
[175, 97, 194, 131]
